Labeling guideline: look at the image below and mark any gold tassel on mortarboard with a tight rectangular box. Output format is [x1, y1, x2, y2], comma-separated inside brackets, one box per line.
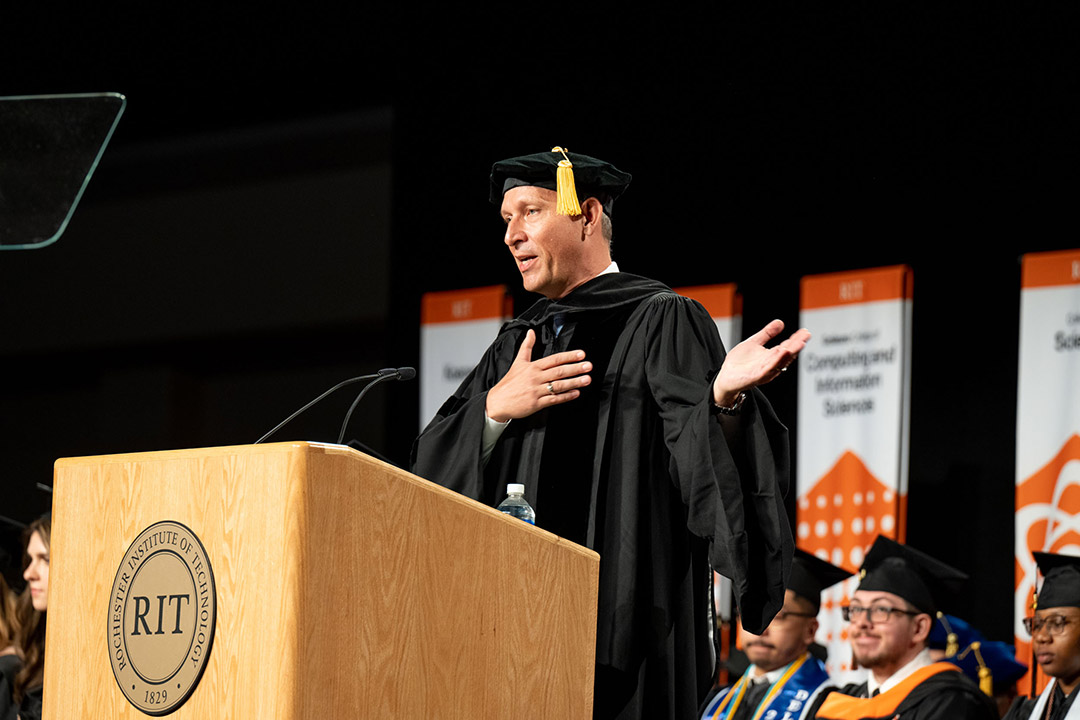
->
[957, 641, 994, 697]
[937, 612, 959, 657]
[552, 147, 582, 217]
[979, 666, 993, 697]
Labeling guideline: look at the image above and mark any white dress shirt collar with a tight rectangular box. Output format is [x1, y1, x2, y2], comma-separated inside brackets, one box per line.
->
[865, 647, 933, 697]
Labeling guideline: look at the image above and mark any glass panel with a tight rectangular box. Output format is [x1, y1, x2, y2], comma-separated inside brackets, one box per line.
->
[0, 93, 126, 250]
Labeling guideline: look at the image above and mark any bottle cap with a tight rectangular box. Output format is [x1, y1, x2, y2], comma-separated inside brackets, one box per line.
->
[507, 483, 525, 495]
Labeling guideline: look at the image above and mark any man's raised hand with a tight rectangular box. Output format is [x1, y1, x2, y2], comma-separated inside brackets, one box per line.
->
[712, 320, 811, 407]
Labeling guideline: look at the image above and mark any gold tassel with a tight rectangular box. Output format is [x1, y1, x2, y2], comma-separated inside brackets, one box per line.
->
[979, 666, 993, 696]
[974, 643, 993, 697]
[958, 641, 993, 697]
[937, 612, 960, 657]
[552, 146, 582, 216]
[946, 633, 959, 657]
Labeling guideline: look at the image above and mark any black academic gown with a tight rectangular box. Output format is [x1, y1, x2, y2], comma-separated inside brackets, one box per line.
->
[0, 677, 40, 720]
[411, 273, 793, 720]
[816, 669, 997, 720]
[8, 686, 40, 720]
[0, 655, 20, 720]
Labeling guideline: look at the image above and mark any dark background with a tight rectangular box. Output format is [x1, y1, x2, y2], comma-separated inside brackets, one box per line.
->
[2, 6, 1077, 645]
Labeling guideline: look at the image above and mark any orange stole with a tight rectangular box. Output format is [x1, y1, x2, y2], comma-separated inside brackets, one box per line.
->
[815, 663, 961, 719]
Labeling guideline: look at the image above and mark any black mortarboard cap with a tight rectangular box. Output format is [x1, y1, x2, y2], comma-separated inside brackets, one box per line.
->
[489, 148, 632, 216]
[856, 535, 968, 615]
[1033, 551, 1080, 609]
[789, 548, 850, 613]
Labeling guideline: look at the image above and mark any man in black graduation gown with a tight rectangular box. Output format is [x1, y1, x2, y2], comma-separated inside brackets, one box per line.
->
[411, 148, 808, 720]
[812, 536, 996, 720]
[1004, 552, 1080, 720]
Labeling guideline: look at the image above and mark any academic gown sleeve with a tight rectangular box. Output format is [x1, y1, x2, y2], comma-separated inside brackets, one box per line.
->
[641, 294, 793, 634]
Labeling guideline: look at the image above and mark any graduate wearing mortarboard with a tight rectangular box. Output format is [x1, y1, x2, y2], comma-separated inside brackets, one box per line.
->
[701, 549, 846, 719]
[812, 536, 996, 719]
[1005, 552, 1080, 720]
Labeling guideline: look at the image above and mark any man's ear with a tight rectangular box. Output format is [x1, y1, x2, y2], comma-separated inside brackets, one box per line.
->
[912, 613, 933, 645]
[581, 197, 604, 234]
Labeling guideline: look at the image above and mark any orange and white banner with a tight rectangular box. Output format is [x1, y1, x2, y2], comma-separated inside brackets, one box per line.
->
[1014, 249, 1080, 695]
[419, 286, 512, 430]
[675, 283, 742, 623]
[797, 265, 913, 678]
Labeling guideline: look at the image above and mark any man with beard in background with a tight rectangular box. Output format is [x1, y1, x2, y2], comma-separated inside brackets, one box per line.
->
[812, 536, 996, 720]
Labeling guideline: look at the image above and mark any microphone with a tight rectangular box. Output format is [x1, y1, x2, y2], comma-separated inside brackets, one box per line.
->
[254, 367, 415, 445]
[336, 367, 415, 444]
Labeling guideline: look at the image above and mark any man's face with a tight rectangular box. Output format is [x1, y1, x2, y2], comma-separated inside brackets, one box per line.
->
[848, 590, 925, 671]
[500, 185, 591, 300]
[1032, 606, 1080, 686]
[738, 590, 818, 673]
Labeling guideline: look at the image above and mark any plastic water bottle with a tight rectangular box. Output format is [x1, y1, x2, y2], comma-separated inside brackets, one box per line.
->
[497, 483, 535, 524]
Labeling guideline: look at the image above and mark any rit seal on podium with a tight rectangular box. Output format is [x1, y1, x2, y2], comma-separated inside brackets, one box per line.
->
[107, 520, 217, 715]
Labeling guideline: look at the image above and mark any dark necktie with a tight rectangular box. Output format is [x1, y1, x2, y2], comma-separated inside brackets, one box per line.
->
[553, 312, 566, 337]
[734, 681, 771, 720]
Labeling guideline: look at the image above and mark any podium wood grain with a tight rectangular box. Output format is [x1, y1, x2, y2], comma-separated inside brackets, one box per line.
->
[45, 442, 599, 718]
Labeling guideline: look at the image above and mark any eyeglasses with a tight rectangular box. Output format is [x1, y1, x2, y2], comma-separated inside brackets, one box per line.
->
[1023, 615, 1076, 637]
[840, 605, 921, 623]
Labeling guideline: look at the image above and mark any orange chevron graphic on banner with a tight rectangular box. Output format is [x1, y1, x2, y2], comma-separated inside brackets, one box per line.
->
[797, 451, 906, 673]
[1015, 433, 1080, 696]
[797, 450, 905, 573]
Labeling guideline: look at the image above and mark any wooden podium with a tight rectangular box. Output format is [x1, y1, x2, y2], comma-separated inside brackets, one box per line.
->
[45, 442, 600, 718]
